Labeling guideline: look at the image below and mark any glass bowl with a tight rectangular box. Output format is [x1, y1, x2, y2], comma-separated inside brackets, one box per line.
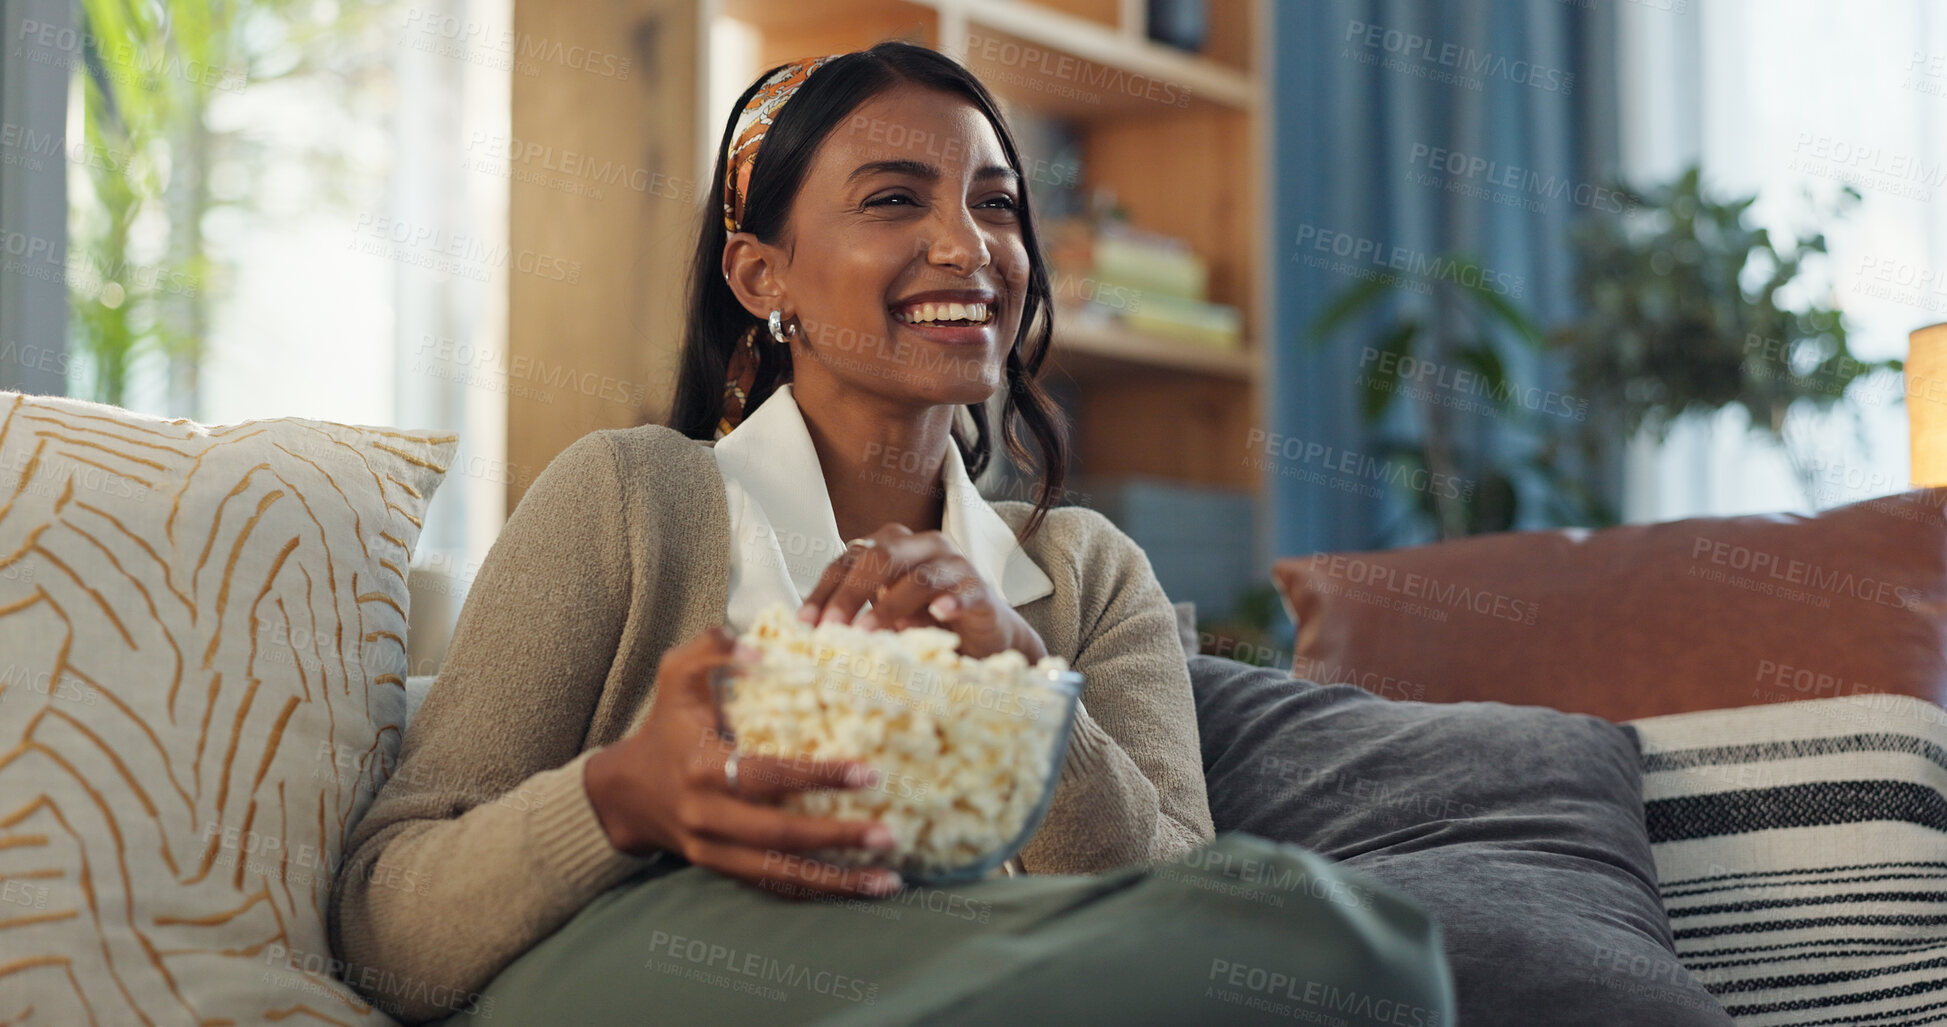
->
[710, 650, 1082, 886]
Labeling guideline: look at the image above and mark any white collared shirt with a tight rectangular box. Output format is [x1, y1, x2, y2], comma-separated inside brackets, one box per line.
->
[709, 383, 1055, 634]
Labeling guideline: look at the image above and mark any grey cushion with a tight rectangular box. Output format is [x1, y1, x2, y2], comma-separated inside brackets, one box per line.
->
[1189, 654, 1733, 1026]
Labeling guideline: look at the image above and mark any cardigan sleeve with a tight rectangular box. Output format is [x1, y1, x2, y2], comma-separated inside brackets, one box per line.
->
[1014, 510, 1216, 873]
[327, 432, 659, 1025]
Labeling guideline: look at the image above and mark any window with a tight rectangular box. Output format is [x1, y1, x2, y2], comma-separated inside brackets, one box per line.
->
[1617, 0, 1947, 519]
[9, 0, 514, 670]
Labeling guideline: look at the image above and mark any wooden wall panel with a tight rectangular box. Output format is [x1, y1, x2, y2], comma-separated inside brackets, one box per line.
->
[1200, 0, 1253, 72]
[739, 0, 937, 66]
[1076, 376, 1258, 488]
[1032, 0, 1120, 31]
[507, 0, 702, 511]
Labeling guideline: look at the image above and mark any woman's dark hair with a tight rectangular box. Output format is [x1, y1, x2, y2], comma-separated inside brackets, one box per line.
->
[668, 40, 1070, 542]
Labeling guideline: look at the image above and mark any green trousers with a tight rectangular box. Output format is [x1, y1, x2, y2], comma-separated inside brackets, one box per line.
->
[438, 832, 1454, 1027]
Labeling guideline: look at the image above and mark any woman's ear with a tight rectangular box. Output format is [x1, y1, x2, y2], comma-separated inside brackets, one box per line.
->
[723, 233, 788, 321]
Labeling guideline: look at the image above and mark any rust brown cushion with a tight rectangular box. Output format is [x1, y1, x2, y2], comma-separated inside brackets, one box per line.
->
[1271, 488, 1947, 722]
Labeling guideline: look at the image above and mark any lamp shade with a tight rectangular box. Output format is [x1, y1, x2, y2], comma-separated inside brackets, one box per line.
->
[1913, 323, 1947, 487]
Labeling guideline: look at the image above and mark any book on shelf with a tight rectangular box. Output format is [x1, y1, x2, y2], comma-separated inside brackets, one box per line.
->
[1047, 216, 1244, 351]
[1091, 221, 1208, 300]
[1059, 294, 1243, 351]
[1047, 217, 1208, 301]
[1120, 291, 1242, 349]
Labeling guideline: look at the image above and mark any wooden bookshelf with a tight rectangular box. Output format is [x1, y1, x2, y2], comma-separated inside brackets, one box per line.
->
[1051, 317, 1255, 380]
[507, 0, 1269, 503]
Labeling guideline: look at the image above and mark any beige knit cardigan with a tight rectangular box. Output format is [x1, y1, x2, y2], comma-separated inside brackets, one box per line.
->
[327, 424, 1215, 1024]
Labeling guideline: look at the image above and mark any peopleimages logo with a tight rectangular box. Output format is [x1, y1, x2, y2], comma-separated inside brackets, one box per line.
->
[1690, 537, 1920, 610]
[1, 119, 134, 176]
[955, 33, 1193, 108]
[1245, 430, 1476, 502]
[465, 132, 695, 201]
[401, 8, 632, 79]
[645, 931, 879, 1005]
[1908, 50, 1947, 98]
[1787, 133, 1946, 202]
[1406, 143, 1630, 214]
[0, 229, 200, 296]
[1342, 19, 1574, 95]
[1357, 346, 1589, 423]
[347, 213, 583, 285]
[263, 944, 493, 1019]
[1291, 225, 1524, 298]
[1309, 552, 1540, 626]
[1208, 958, 1443, 1027]
[14, 18, 246, 91]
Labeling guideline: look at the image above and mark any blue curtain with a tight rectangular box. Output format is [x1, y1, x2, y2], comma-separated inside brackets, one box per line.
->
[0, 0, 72, 395]
[1266, 0, 1621, 562]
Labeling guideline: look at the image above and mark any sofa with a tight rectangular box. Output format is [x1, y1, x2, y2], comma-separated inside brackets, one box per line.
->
[3, 388, 1943, 1026]
[1253, 486, 1947, 1025]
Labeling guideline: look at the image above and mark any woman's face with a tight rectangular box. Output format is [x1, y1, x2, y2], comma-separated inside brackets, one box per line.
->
[754, 85, 1030, 408]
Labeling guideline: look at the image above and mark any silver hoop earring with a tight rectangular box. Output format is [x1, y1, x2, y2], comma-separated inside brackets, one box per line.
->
[768, 309, 796, 344]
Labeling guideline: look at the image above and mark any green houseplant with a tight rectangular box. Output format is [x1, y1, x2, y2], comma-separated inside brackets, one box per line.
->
[1246, 165, 1903, 668]
[1234, 259, 1600, 666]
[1549, 165, 1902, 501]
[1304, 256, 1612, 544]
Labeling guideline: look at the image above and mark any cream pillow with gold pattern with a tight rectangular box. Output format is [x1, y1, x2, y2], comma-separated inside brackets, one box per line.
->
[0, 391, 454, 1026]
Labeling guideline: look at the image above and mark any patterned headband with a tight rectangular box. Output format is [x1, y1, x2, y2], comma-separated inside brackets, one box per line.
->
[722, 54, 842, 235]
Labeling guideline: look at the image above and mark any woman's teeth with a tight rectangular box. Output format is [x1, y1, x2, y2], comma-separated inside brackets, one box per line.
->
[894, 301, 991, 326]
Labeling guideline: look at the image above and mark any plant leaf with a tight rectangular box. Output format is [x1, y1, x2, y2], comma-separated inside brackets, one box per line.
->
[1449, 265, 1542, 346]
[1361, 320, 1418, 422]
[1306, 276, 1394, 347]
[1453, 343, 1515, 413]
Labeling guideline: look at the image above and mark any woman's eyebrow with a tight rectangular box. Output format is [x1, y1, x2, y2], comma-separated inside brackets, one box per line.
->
[847, 158, 1020, 186]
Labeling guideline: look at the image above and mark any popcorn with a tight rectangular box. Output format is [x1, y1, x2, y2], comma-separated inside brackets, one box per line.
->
[720, 602, 1077, 879]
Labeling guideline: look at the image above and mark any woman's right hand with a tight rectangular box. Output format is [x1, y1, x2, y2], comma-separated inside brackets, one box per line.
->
[583, 625, 903, 898]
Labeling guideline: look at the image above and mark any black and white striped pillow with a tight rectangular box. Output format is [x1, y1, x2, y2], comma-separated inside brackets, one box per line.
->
[1633, 695, 1947, 1027]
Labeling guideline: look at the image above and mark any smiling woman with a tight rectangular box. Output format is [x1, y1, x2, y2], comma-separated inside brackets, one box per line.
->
[328, 40, 1454, 1027]
[671, 43, 1069, 544]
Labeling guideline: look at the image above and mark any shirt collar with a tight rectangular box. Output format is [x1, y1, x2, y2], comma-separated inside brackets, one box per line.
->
[713, 383, 1054, 609]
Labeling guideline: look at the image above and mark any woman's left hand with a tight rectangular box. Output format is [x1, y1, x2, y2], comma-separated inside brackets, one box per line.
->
[799, 525, 1048, 662]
